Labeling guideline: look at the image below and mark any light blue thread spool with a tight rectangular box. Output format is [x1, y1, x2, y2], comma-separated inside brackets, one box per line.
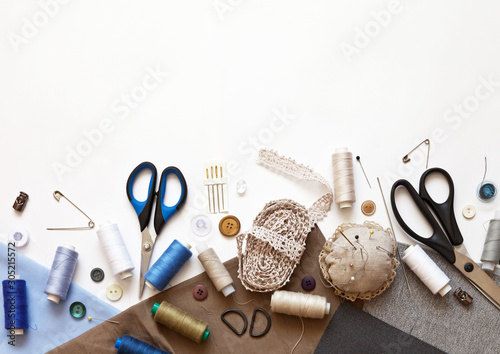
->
[44, 245, 79, 303]
[145, 240, 192, 291]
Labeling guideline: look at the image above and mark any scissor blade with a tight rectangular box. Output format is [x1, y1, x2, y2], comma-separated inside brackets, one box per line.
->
[139, 227, 155, 298]
[454, 249, 500, 310]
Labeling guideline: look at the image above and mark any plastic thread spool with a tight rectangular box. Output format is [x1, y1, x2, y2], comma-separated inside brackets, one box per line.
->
[270, 290, 330, 319]
[96, 223, 134, 280]
[115, 334, 169, 354]
[151, 301, 210, 343]
[44, 245, 79, 303]
[332, 147, 356, 209]
[481, 210, 500, 272]
[403, 245, 451, 296]
[8, 228, 30, 248]
[2, 278, 28, 335]
[477, 180, 497, 203]
[196, 243, 235, 297]
[145, 240, 192, 291]
[191, 215, 212, 237]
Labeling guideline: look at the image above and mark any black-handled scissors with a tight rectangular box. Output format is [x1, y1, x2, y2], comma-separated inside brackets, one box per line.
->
[126, 162, 188, 297]
[391, 167, 500, 310]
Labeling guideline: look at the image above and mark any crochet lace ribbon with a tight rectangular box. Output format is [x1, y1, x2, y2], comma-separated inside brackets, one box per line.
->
[236, 149, 333, 292]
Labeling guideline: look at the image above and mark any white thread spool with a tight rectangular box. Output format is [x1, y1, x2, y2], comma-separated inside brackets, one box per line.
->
[403, 244, 451, 296]
[96, 223, 134, 280]
[196, 243, 235, 296]
[481, 210, 500, 271]
[332, 147, 356, 209]
[271, 290, 330, 319]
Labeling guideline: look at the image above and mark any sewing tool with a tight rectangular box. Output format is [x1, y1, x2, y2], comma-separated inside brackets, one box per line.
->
[44, 245, 79, 303]
[12, 191, 28, 212]
[454, 288, 473, 306]
[356, 156, 371, 188]
[221, 309, 247, 335]
[145, 239, 192, 291]
[271, 291, 330, 319]
[391, 167, 500, 309]
[47, 191, 94, 230]
[115, 335, 170, 354]
[96, 223, 134, 280]
[191, 215, 212, 237]
[221, 308, 271, 337]
[332, 147, 356, 209]
[238, 149, 333, 292]
[481, 211, 500, 272]
[87, 316, 119, 324]
[402, 245, 451, 296]
[151, 301, 210, 343]
[204, 160, 228, 213]
[196, 243, 235, 296]
[402, 139, 430, 169]
[8, 228, 30, 248]
[477, 157, 497, 202]
[2, 279, 28, 335]
[126, 162, 187, 297]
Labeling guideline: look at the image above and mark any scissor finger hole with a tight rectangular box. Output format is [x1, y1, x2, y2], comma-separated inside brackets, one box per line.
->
[132, 168, 154, 202]
[163, 172, 183, 207]
[394, 187, 433, 238]
[422, 173, 450, 204]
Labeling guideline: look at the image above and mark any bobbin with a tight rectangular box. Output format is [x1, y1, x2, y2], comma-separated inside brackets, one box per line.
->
[196, 243, 235, 296]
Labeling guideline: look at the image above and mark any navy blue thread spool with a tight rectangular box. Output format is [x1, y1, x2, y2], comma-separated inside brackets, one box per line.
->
[44, 245, 79, 303]
[115, 334, 171, 354]
[2, 279, 28, 335]
[477, 181, 497, 203]
[145, 240, 192, 291]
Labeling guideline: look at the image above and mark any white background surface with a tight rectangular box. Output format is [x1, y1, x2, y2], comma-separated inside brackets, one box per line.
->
[1, 1, 500, 312]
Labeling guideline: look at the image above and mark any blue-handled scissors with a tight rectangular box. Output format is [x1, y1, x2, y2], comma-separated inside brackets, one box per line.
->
[126, 162, 188, 297]
[391, 167, 500, 310]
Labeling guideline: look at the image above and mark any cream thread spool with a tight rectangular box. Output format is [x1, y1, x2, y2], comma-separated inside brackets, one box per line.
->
[96, 223, 134, 280]
[332, 147, 356, 209]
[270, 290, 330, 319]
[403, 244, 451, 296]
[481, 210, 500, 272]
[196, 243, 235, 296]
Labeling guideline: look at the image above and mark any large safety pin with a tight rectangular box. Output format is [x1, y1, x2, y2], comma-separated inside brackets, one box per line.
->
[402, 139, 430, 169]
[47, 191, 95, 230]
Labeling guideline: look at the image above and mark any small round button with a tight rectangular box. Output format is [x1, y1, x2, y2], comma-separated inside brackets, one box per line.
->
[70, 302, 86, 319]
[219, 215, 241, 237]
[301, 276, 316, 291]
[191, 215, 212, 237]
[193, 285, 208, 300]
[361, 200, 376, 216]
[106, 284, 123, 301]
[462, 205, 476, 219]
[90, 268, 105, 282]
[236, 179, 247, 194]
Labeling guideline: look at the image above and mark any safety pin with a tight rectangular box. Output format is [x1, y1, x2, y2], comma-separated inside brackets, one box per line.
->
[47, 191, 95, 230]
[402, 139, 430, 169]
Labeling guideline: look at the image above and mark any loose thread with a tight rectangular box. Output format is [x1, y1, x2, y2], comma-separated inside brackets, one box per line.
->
[231, 293, 255, 306]
[290, 317, 304, 354]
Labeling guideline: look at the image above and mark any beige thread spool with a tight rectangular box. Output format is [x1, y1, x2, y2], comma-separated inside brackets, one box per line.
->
[151, 301, 210, 343]
[196, 243, 235, 296]
[271, 290, 330, 319]
[332, 147, 356, 209]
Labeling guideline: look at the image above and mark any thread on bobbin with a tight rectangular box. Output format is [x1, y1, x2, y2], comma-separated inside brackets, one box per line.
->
[403, 244, 451, 296]
[96, 223, 134, 280]
[145, 240, 192, 291]
[44, 245, 79, 303]
[115, 334, 169, 354]
[270, 290, 330, 319]
[481, 211, 500, 271]
[196, 243, 234, 296]
[151, 301, 209, 343]
[332, 147, 356, 209]
[3, 279, 28, 335]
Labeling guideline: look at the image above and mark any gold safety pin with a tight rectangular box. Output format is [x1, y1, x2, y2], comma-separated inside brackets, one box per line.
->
[47, 191, 95, 230]
[402, 139, 430, 169]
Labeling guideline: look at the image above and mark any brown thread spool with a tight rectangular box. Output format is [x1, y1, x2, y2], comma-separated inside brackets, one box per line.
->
[151, 301, 209, 343]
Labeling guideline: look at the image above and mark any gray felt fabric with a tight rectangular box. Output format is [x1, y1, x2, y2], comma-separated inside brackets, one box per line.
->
[364, 243, 500, 354]
[314, 302, 444, 354]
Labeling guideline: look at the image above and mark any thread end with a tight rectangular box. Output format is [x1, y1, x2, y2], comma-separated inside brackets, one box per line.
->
[439, 284, 452, 297]
[151, 302, 160, 315]
[325, 302, 331, 315]
[13, 329, 24, 335]
[195, 242, 209, 254]
[47, 294, 60, 304]
[482, 261, 496, 272]
[114, 338, 122, 349]
[202, 329, 210, 341]
[221, 284, 235, 297]
[120, 271, 133, 280]
[339, 202, 352, 209]
[145, 280, 156, 290]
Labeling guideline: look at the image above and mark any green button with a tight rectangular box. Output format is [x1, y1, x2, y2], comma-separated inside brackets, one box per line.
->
[70, 302, 86, 319]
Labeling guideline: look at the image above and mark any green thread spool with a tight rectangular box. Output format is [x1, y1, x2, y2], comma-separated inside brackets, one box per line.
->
[151, 301, 209, 343]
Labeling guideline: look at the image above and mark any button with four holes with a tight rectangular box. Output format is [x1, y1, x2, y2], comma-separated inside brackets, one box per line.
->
[219, 215, 241, 237]
[193, 284, 208, 301]
[106, 284, 123, 301]
[90, 268, 105, 282]
[301, 276, 316, 291]
[70, 301, 86, 319]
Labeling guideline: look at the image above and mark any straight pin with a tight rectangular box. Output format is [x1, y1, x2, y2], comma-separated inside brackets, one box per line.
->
[356, 156, 372, 188]
[339, 230, 357, 250]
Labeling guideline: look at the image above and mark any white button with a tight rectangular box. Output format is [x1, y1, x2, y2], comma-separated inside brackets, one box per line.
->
[462, 205, 476, 219]
[8, 228, 30, 248]
[106, 284, 123, 301]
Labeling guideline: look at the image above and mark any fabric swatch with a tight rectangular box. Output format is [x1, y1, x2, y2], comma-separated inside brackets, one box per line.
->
[314, 302, 444, 354]
[364, 243, 500, 354]
[0, 242, 120, 353]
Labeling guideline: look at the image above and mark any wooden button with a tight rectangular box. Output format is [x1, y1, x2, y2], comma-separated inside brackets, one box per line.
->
[219, 215, 241, 237]
[361, 200, 376, 216]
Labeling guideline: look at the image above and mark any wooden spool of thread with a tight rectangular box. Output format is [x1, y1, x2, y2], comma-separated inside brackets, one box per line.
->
[196, 243, 235, 296]
[151, 301, 210, 343]
[270, 290, 330, 319]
